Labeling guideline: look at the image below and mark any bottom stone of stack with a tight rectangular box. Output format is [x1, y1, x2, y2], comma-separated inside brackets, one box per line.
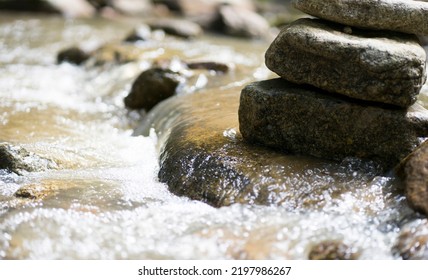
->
[239, 78, 428, 170]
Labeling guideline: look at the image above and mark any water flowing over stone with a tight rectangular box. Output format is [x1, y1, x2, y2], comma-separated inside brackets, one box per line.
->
[393, 219, 428, 260]
[265, 18, 427, 107]
[0, 10, 425, 261]
[293, 0, 428, 35]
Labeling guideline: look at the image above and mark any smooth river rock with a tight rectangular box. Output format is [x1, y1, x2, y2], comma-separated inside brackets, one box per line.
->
[57, 46, 90, 65]
[293, 0, 428, 35]
[124, 68, 185, 111]
[135, 88, 391, 208]
[265, 18, 427, 107]
[239, 79, 428, 169]
[396, 140, 428, 216]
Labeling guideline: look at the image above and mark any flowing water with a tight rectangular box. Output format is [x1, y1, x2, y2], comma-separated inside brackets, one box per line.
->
[0, 13, 426, 259]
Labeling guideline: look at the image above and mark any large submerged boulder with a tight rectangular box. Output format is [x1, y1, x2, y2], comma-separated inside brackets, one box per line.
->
[239, 79, 428, 169]
[136, 88, 388, 208]
[293, 0, 428, 35]
[265, 18, 427, 108]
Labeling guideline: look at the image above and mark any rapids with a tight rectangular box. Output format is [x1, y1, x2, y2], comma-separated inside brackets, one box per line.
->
[0, 13, 426, 259]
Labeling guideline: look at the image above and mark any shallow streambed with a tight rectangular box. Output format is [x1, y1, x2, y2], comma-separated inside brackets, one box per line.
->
[0, 13, 426, 259]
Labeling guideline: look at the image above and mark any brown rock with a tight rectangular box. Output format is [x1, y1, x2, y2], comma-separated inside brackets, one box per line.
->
[265, 18, 427, 107]
[148, 18, 203, 39]
[393, 219, 428, 259]
[136, 87, 388, 208]
[308, 241, 359, 260]
[210, 4, 271, 39]
[396, 140, 428, 216]
[124, 68, 184, 111]
[186, 61, 229, 73]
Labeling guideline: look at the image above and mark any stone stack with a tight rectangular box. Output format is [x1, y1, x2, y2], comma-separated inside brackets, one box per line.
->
[239, 0, 428, 170]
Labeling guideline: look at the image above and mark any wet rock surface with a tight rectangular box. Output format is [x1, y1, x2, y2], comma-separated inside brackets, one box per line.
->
[308, 241, 359, 260]
[148, 18, 203, 39]
[124, 68, 184, 111]
[186, 61, 229, 73]
[138, 89, 390, 208]
[239, 79, 428, 169]
[265, 18, 427, 107]
[397, 141, 428, 216]
[293, 0, 428, 35]
[0, 143, 57, 175]
[57, 47, 90, 65]
[394, 219, 428, 260]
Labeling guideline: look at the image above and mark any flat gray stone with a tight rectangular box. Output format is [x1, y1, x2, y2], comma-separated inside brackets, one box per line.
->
[239, 79, 428, 169]
[265, 18, 427, 107]
[293, 0, 428, 35]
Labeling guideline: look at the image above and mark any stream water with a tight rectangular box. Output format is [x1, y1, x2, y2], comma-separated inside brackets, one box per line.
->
[0, 13, 426, 260]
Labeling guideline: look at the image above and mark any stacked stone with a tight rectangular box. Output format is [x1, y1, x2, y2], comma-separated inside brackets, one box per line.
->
[239, 0, 428, 170]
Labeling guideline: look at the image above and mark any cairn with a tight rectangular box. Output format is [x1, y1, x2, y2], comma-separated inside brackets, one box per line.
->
[239, 0, 428, 170]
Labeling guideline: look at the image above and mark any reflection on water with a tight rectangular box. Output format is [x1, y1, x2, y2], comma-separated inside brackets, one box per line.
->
[0, 13, 423, 259]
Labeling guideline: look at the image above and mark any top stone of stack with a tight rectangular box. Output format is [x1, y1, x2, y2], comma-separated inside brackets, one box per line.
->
[293, 0, 428, 35]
